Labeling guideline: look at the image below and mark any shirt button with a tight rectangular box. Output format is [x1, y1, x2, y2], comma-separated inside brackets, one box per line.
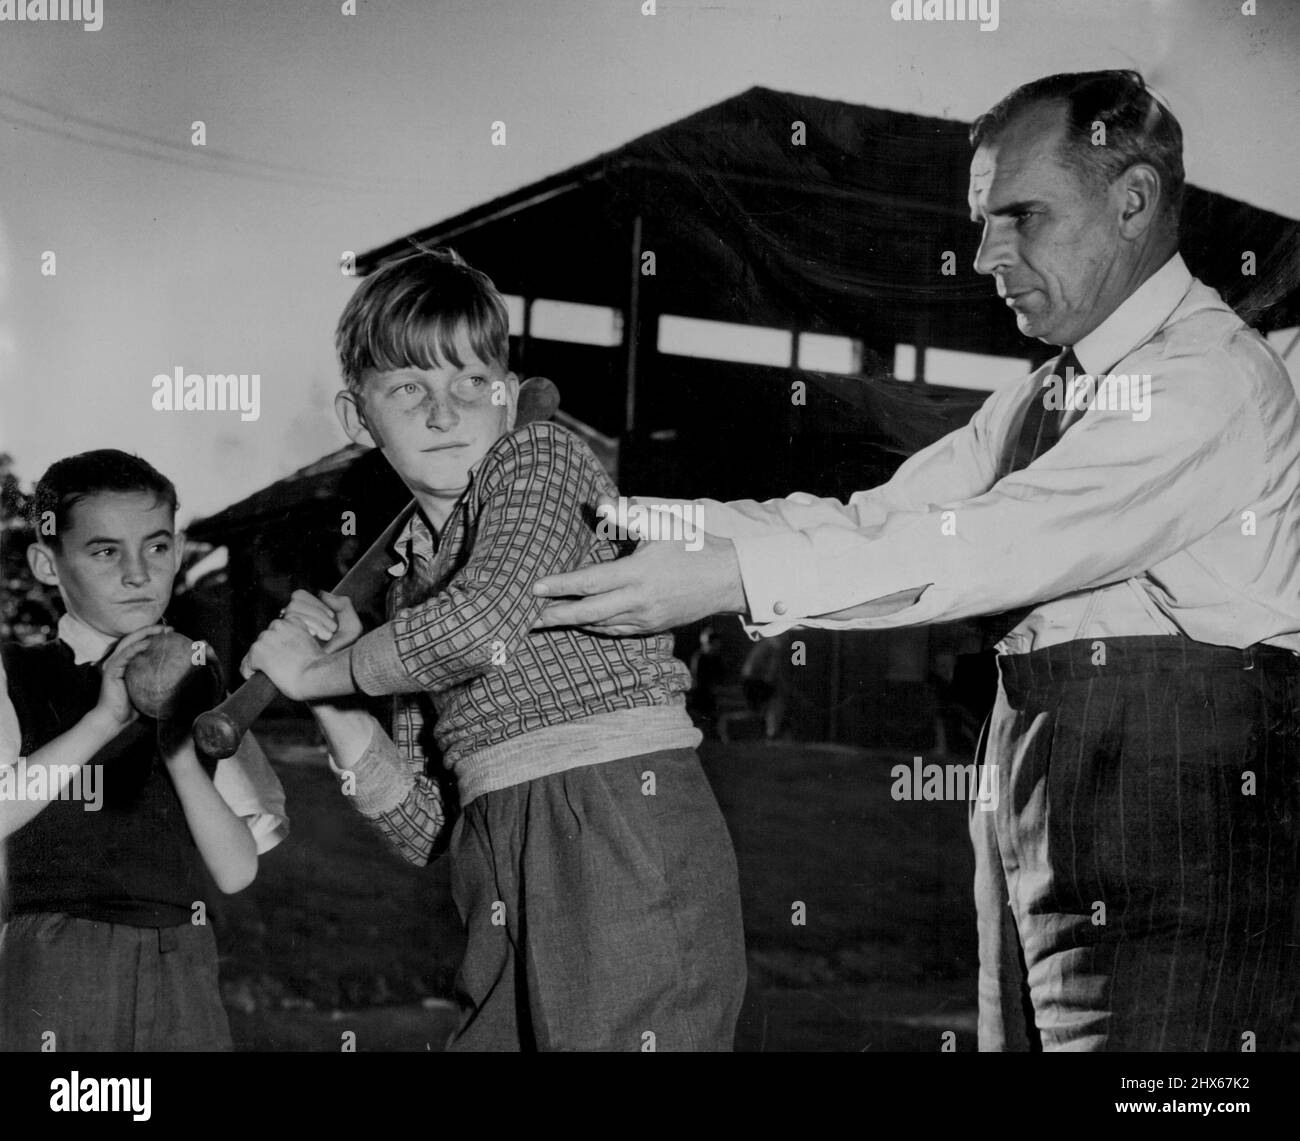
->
[773, 601, 788, 616]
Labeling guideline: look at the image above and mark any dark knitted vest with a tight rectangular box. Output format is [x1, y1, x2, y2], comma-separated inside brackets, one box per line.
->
[1, 640, 204, 927]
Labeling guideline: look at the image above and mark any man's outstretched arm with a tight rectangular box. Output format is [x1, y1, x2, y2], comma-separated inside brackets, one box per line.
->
[532, 505, 922, 635]
[531, 381, 1016, 636]
[536, 354, 1261, 637]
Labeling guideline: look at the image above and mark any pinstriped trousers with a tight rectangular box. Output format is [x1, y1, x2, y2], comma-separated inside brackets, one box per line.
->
[971, 636, 1300, 1051]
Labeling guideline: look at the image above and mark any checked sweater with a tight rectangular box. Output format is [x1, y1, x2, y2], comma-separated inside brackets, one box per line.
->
[343, 421, 700, 863]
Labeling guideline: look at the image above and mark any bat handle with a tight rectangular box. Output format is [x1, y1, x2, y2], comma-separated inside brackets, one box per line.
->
[192, 671, 281, 760]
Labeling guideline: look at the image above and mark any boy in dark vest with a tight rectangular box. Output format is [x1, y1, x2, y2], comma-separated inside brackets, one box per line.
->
[0, 450, 287, 1051]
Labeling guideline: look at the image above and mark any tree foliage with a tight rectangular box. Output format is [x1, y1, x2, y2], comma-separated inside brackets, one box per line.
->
[0, 453, 60, 644]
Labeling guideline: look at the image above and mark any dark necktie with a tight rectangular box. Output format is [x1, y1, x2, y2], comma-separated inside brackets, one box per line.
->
[996, 346, 1084, 480]
[980, 346, 1085, 648]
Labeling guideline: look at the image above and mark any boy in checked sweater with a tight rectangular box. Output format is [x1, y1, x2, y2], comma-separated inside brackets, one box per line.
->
[245, 248, 746, 1051]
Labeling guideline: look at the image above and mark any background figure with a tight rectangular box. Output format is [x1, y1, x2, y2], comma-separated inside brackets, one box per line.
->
[723, 631, 793, 743]
[687, 625, 726, 739]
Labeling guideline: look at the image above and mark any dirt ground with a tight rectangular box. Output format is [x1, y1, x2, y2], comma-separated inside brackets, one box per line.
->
[211, 719, 979, 1051]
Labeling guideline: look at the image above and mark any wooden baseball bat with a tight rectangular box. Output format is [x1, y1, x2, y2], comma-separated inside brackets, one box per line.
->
[191, 376, 559, 760]
[191, 501, 416, 760]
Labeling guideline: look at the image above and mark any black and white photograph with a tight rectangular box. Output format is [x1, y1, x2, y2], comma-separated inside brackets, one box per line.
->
[0, 0, 1297, 1123]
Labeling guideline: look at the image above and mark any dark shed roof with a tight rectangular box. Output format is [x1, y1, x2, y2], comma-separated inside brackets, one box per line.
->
[194, 86, 1298, 536]
[360, 85, 1300, 343]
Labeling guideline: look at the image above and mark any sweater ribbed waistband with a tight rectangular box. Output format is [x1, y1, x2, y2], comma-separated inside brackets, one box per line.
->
[451, 703, 703, 805]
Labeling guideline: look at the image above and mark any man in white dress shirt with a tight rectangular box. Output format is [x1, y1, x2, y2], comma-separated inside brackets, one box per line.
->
[532, 71, 1300, 1051]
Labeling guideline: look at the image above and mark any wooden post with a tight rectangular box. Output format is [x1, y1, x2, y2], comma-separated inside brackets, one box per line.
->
[518, 297, 532, 375]
[624, 214, 644, 436]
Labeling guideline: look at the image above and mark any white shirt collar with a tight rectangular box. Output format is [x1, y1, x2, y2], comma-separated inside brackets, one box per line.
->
[58, 612, 118, 666]
[1072, 253, 1193, 376]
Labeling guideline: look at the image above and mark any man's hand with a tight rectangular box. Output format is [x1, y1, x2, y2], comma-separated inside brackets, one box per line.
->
[532, 518, 748, 635]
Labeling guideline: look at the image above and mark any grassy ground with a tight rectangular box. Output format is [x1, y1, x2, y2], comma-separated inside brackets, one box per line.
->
[715, 739, 979, 1051]
[208, 723, 464, 1050]
[212, 720, 979, 1051]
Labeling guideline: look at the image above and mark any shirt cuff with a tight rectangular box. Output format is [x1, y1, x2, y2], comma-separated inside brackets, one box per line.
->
[733, 527, 938, 631]
[329, 720, 414, 817]
[244, 813, 290, 855]
[732, 530, 817, 623]
[349, 624, 422, 696]
[211, 735, 289, 855]
[736, 615, 798, 641]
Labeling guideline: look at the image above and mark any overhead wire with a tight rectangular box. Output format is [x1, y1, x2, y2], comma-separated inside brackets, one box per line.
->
[0, 86, 431, 195]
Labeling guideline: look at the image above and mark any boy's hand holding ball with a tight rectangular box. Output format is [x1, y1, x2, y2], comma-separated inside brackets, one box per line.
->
[124, 631, 210, 720]
[118, 629, 223, 764]
[91, 625, 168, 731]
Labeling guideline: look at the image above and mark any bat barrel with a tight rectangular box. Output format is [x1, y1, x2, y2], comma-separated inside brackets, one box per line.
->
[192, 710, 243, 760]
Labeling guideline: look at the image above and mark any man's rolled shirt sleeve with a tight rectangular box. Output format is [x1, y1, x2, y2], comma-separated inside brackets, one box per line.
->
[733, 350, 1266, 630]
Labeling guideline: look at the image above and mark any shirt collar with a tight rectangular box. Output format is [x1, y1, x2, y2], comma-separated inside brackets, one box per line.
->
[386, 508, 438, 578]
[1072, 253, 1193, 376]
[58, 612, 117, 666]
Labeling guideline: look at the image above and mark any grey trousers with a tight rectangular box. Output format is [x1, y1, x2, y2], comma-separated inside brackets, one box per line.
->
[447, 748, 747, 1051]
[0, 911, 232, 1052]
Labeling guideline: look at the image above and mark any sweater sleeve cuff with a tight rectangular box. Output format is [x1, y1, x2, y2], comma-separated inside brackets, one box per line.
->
[329, 720, 414, 817]
[349, 623, 423, 696]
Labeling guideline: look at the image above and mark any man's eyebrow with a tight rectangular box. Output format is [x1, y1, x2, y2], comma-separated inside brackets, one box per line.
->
[978, 198, 1047, 219]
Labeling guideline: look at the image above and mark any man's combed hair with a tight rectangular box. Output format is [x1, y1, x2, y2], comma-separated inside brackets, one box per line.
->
[30, 450, 178, 548]
[335, 245, 511, 393]
[970, 69, 1185, 227]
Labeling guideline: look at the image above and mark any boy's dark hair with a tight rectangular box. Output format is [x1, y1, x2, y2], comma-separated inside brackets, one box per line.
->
[335, 245, 510, 394]
[30, 450, 178, 548]
[970, 69, 1185, 229]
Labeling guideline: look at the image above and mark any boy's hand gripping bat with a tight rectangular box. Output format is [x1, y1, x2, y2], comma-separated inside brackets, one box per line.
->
[191, 377, 559, 760]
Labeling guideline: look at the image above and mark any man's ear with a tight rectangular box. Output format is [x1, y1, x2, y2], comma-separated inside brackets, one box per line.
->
[335, 389, 378, 447]
[27, 542, 60, 588]
[1117, 163, 1161, 240]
